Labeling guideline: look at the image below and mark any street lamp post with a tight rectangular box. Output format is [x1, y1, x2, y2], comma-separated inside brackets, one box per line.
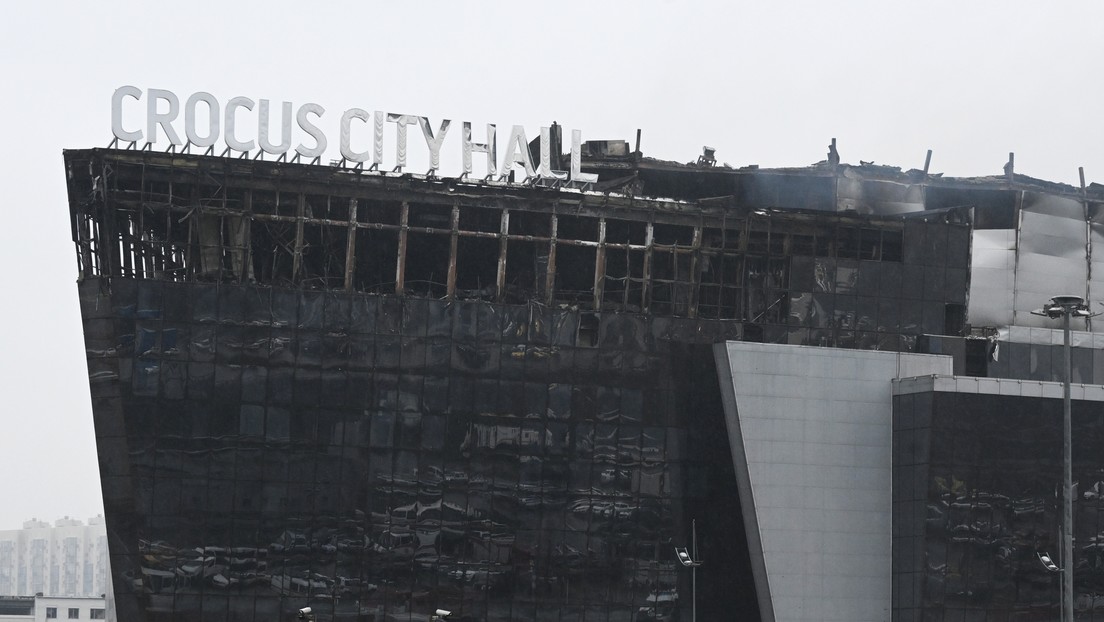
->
[1031, 295, 1095, 622]
[675, 519, 703, 622]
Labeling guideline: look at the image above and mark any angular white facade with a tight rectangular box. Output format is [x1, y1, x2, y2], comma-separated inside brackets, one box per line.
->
[714, 343, 951, 622]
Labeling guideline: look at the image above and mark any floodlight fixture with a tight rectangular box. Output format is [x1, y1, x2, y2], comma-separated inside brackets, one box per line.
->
[1039, 552, 1061, 572]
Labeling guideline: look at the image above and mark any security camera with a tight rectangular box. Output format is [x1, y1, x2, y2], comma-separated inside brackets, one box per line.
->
[435, 610, 452, 617]
[297, 607, 313, 620]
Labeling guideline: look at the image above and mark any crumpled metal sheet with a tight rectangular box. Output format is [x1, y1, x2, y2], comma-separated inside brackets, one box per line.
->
[1013, 193, 1088, 328]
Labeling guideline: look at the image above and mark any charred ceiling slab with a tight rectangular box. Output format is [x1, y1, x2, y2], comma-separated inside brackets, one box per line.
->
[67, 149, 967, 336]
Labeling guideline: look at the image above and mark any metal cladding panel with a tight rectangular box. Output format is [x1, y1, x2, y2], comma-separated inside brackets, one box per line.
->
[968, 229, 1016, 329]
[716, 342, 952, 622]
[1013, 194, 1089, 328]
[1088, 207, 1104, 320]
[835, 175, 925, 215]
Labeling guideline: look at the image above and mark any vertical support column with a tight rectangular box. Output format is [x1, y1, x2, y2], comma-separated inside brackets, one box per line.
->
[544, 214, 558, 306]
[121, 212, 134, 278]
[292, 193, 305, 284]
[642, 222, 654, 313]
[593, 219, 607, 311]
[496, 210, 509, 301]
[344, 198, 358, 291]
[238, 190, 253, 284]
[137, 180, 149, 279]
[1062, 310, 1074, 622]
[395, 201, 409, 295]
[688, 226, 702, 318]
[623, 244, 632, 309]
[447, 203, 459, 298]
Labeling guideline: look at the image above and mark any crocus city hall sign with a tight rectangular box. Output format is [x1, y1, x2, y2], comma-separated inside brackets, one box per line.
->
[110, 86, 598, 184]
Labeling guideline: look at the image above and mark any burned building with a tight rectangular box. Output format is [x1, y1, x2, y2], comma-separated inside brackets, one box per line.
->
[65, 137, 1104, 622]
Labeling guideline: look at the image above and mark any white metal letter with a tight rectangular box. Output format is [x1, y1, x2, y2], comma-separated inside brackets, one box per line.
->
[258, 100, 293, 155]
[146, 89, 182, 146]
[184, 92, 219, 148]
[295, 103, 327, 159]
[500, 125, 536, 179]
[111, 85, 143, 142]
[570, 129, 599, 184]
[462, 122, 497, 178]
[340, 108, 372, 162]
[418, 117, 452, 171]
[373, 111, 385, 167]
[225, 97, 256, 152]
[386, 114, 419, 169]
[539, 126, 567, 180]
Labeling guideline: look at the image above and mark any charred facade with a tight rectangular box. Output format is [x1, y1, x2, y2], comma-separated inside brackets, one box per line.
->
[65, 142, 1104, 622]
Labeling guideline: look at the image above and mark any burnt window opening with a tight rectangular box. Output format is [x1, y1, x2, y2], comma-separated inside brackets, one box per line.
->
[553, 245, 597, 306]
[115, 203, 190, 281]
[509, 211, 551, 237]
[815, 231, 834, 257]
[355, 199, 403, 226]
[299, 223, 348, 289]
[250, 189, 279, 216]
[652, 223, 695, 246]
[837, 227, 861, 260]
[460, 206, 503, 234]
[404, 231, 451, 298]
[266, 191, 298, 218]
[504, 240, 547, 304]
[306, 194, 343, 221]
[697, 253, 744, 320]
[249, 220, 296, 285]
[193, 212, 251, 283]
[649, 251, 693, 316]
[605, 220, 647, 246]
[602, 247, 646, 312]
[557, 215, 600, 241]
[836, 225, 902, 263]
[351, 228, 399, 294]
[578, 312, 599, 347]
[455, 236, 500, 299]
[745, 256, 789, 323]
[881, 230, 903, 262]
[746, 229, 770, 255]
[860, 228, 882, 260]
[790, 233, 816, 256]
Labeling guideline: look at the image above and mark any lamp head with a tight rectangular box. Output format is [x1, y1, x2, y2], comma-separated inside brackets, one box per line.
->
[1031, 295, 1094, 318]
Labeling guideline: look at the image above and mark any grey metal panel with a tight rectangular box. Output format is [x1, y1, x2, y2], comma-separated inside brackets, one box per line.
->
[1088, 219, 1104, 326]
[1013, 194, 1089, 328]
[968, 229, 1016, 329]
[716, 342, 952, 622]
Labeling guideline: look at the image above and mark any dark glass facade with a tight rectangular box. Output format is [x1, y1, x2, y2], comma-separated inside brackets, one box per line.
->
[893, 392, 1104, 622]
[66, 148, 972, 621]
[83, 279, 760, 621]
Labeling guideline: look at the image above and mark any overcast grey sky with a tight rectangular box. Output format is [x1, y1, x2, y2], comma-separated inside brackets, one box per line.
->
[1, 1, 1102, 530]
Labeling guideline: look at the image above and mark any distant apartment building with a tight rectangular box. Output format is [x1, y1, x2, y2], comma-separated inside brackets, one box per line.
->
[0, 518, 108, 599]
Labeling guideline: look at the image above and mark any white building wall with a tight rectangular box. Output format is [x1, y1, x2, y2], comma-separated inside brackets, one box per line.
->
[0, 519, 108, 599]
[715, 342, 952, 622]
[32, 596, 106, 622]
